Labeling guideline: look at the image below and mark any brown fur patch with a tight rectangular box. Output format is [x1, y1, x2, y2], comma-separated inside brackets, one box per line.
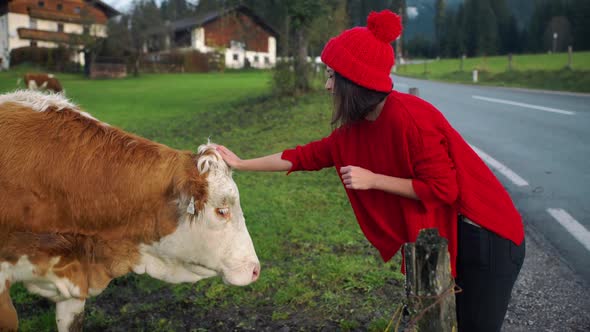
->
[0, 96, 211, 316]
[23, 73, 63, 93]
[0, 280, 18, 331]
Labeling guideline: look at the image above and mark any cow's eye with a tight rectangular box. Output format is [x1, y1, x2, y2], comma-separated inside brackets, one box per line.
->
[216, 207, 230, 218]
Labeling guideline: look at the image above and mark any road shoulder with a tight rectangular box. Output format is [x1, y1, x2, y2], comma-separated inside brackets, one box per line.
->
[503, 222, 590, 332]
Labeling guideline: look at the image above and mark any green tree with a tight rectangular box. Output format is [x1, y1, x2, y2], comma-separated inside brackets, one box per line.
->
[434, 0, 446, 56]
[570, 0, 590, 50]
[285, 0, 329, 93]
[100, 16, 133, 59]
[160, 0, 196, 20]
[464, 0, 498, 56]
[129, 0, 165, 75]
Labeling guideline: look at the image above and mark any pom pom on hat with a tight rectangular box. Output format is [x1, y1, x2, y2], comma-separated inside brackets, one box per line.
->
[367, 10, 402, 43]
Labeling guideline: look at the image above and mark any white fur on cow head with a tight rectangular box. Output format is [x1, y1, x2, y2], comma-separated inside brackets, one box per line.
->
[0, 90, 96, 121]
[132, 143, 260, 287]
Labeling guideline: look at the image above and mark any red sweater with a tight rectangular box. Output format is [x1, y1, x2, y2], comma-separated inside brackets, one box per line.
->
[281, 91, 524, 276]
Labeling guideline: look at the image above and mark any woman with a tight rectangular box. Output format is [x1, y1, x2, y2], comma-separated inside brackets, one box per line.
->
[216, 10, 525, 332]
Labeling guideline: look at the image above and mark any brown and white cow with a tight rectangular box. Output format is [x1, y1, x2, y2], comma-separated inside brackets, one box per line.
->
[0, 90, 260, 331]
[21, 73, 64, 93]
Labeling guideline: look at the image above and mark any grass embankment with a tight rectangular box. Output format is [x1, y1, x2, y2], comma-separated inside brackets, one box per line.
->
[0, 69, 404, 331]
[396, 51, 590, 93]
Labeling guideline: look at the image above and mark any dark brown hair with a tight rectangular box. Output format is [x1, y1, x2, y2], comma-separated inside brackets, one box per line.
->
[331, 72, 390, 127]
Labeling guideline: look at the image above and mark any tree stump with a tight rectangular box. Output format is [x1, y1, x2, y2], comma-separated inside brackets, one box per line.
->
[404, 228, 457, 332]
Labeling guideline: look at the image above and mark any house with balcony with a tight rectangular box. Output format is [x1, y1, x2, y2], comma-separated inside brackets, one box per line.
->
[0, 0, 119, 69]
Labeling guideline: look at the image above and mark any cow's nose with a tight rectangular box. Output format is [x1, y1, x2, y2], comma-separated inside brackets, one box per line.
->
[251, 263, 261, 282]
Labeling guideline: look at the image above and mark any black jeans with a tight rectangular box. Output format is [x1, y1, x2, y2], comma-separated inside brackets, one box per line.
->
[455, 217, 525, 332]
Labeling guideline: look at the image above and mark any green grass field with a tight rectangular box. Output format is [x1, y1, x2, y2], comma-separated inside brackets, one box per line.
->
[396, 51, 590, 92]
[0, 69, 404, 331]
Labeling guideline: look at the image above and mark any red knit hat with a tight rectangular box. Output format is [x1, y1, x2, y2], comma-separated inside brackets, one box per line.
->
[321, 10, 402, 92]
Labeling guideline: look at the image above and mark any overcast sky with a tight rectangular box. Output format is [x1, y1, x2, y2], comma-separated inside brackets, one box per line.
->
[103, 0, 136, 12]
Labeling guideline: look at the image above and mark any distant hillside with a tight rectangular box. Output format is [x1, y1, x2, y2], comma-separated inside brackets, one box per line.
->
[403, 0, 539, 41]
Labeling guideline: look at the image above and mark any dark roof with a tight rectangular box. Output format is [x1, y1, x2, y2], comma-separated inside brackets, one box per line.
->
[0, 0, 119, 17]
[170, 5, 278, 37]
[95, 1, 120, 18]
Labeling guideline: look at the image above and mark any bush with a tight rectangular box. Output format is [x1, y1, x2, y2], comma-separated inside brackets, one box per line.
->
[10, 46, 80, 72]
[271, 59, 296, 96]
[140, 50, 224, 73]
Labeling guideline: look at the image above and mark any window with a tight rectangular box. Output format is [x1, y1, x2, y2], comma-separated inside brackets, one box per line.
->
[74, 7, 81, 14]
[83, 26, 89, 35]
[30, 18, 37, 29]
[57, 3, 63, 11]
[254, 55, 259, 63]
[264, 56, 270, 64]
[233, 54, 239, 61]
[38, 1, 44, 8]
[57, 23, 64, 32]
[230, 40, 245, 50]
[30, 41, 38, 47]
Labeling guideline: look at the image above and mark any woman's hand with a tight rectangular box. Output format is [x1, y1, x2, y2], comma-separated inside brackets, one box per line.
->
[215, 145, 243, 169]
[340, 166, 377, 190]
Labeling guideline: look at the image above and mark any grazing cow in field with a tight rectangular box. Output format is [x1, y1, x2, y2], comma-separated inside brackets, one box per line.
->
[0, 90, 260, 332]
[21, 73, 63, 93]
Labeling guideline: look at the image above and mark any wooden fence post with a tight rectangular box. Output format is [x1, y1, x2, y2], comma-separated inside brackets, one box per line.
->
[460, 54, 465, 72]
[404, 228, 457, 332]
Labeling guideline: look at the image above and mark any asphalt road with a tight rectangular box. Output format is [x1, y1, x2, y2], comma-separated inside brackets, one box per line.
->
[391, 75, 590, 282]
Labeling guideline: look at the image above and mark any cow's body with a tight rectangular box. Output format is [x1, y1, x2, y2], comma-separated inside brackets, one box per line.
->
[0, 91, 259, 331]
[22, 73, 63, 93]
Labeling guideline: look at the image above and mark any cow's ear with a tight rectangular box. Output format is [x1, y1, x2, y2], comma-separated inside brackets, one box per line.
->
[197, 154, 217, 174]
[196, 143, 227, 174]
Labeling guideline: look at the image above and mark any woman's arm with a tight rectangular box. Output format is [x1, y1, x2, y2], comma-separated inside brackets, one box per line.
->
[215, 146, 292, 172]
[340, 166, 419, 200]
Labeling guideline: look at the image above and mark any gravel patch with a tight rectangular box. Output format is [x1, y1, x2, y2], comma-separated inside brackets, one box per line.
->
[502, 223, 590, 332]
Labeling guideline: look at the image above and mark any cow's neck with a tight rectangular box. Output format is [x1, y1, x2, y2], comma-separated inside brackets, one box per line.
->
[1, 232, 141, 297]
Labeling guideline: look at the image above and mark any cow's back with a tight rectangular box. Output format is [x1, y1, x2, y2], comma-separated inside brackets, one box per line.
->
[0, 93, 194, 241]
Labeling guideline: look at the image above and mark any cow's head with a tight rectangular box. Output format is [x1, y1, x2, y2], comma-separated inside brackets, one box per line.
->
[133, 144, 260, 286]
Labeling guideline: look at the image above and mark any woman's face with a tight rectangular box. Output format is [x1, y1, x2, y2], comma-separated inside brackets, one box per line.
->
[325, 68, 334, 92]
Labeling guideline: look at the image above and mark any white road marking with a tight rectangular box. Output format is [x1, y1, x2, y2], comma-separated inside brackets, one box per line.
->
[469, 145, 529, 187]
[547, 208, 590, 252]
[472, 95, 575, 115]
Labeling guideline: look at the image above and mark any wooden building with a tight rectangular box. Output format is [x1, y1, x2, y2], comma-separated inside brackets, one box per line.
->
[159, 5, 278, 69]
[0, 0, 119, 69]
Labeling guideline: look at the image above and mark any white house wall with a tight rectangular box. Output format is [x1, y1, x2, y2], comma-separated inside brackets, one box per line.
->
[3, 12, 107, 68]
[225, 48, 243, 69]
[268, 36, 276, 63]
[7, 13, 30, 50]
[216, 36, 277, 69]
[91, 24, 107, 38]
[36, 18, 59, 31]
[180, 22, 277, 70]
[64, 22, 83, 34]
[192, 27, 211, 53]
[0, 14, 8, 69]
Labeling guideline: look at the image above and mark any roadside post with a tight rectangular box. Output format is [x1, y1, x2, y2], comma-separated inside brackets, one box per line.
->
[460, 54, 465, 72]
[404, 228, 458, 332]
[472, 69, 478, 83]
